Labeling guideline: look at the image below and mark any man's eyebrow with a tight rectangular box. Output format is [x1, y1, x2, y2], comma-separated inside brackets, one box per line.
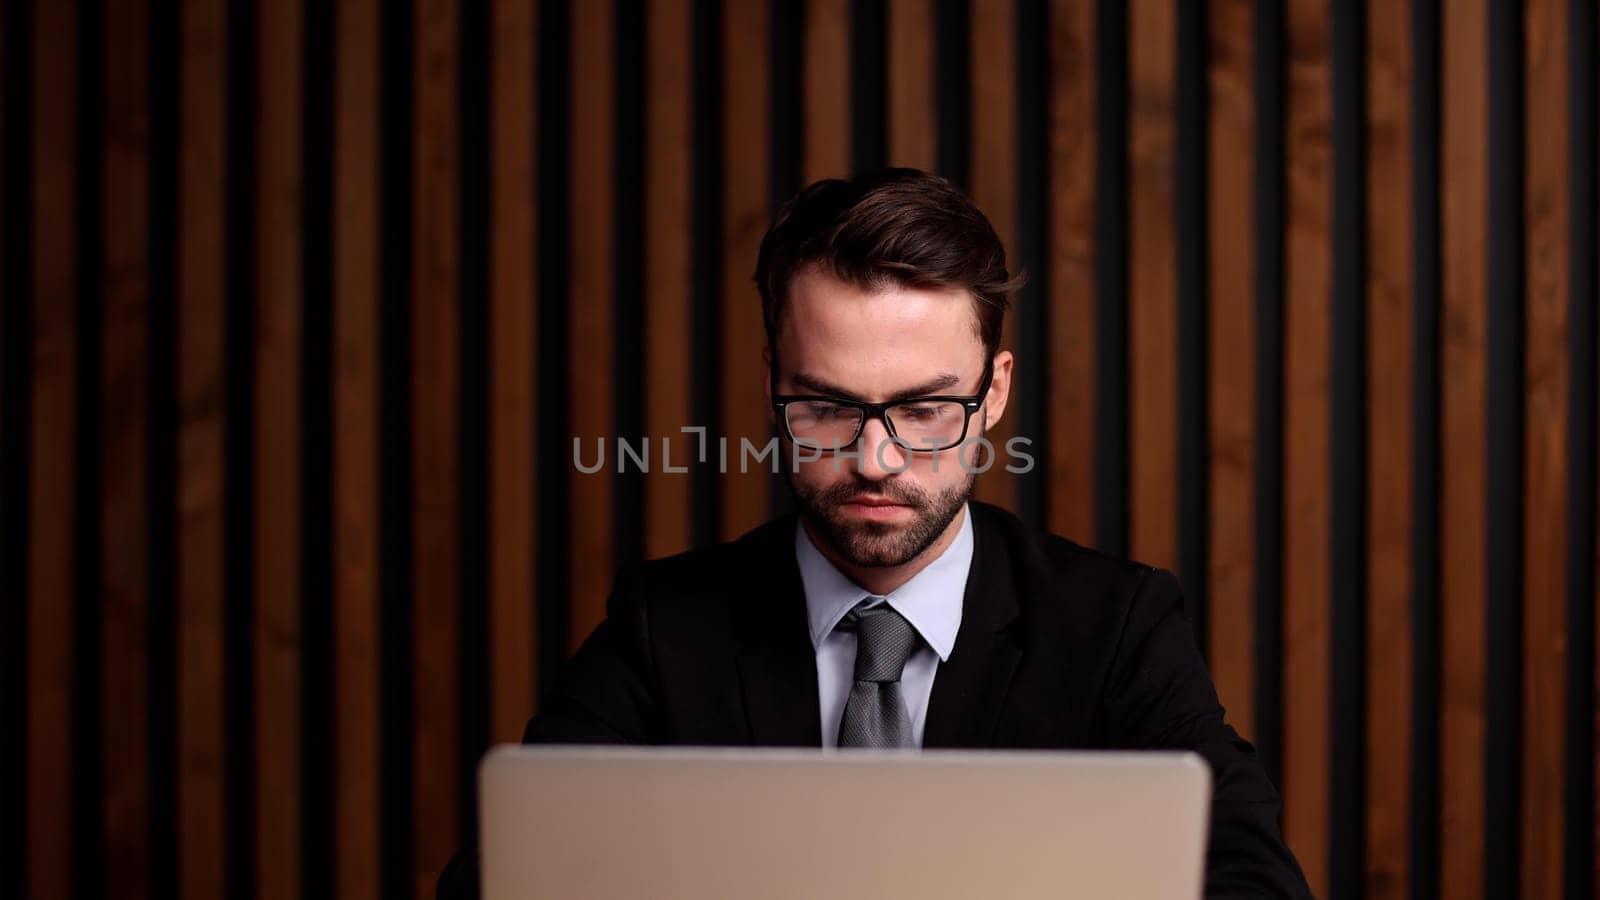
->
[788, 371, 963, 402]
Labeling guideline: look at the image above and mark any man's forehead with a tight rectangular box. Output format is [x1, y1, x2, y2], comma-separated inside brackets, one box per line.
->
[780, 270, 985, 347]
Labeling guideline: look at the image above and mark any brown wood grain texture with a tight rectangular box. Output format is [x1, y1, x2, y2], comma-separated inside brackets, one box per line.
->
[489, 0, 538, 742]
[1364, 0, 1415, 894]
[1521, 0, 1570, 893]
[887, 0, 935, 170]
[1440, 0, 1489, 896]
[1128, 0, 1177, 571]
[101, 0, 153, 896]
[721, 0, 772, 540]
[26, 2, 79, 896]
[254, 0, 304, 896]
[411, 0, 462, 895]
[333, 0, 382, 894]
[1206, 0, 1256, 743]
[176, 1, 229, 896]
[568, 0, 615, 645]
[1282, 0, 1332, 892]
[645, 0, 694, 560]
[804, 0, 850, 183]
[1048, 0, 1096, 545]
[970, 0, 1017, 512]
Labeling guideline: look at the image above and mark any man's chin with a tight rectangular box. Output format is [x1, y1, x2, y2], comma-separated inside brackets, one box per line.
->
[821, 517, 926, 568]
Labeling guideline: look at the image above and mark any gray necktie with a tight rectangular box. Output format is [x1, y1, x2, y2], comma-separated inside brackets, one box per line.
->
[836, 599, 921, 749]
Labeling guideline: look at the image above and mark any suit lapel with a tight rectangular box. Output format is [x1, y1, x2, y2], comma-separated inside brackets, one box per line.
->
[733, 516, 823, 747]
[923, 505, 1022, 748]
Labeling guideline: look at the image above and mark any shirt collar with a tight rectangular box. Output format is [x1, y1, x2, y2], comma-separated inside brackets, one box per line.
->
[794, 504, 973, 662]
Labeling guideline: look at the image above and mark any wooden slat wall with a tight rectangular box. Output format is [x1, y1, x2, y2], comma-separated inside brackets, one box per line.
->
[1365, 0, 1415, 895]
[1206, 0, 1255, 759]
[1521, 3, 1570, 899]
[4, 2, 1598, 898]
[969, 0, 1016, 511]
[101, 1, 153, 898]
[409, 1, 462, 896]
[26, 3, 79, 899]
[1048, 0, 1095, 545]
[1442, 1, 1491, 897]
[332, 0, 380, 896]
[176, 2, 228, 898]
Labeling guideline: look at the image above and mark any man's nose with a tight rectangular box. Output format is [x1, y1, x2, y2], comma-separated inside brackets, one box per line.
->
[853, 416, 907, 478]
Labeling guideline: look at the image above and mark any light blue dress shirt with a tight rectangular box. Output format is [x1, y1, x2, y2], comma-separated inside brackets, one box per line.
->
[795, 504, 973, 748]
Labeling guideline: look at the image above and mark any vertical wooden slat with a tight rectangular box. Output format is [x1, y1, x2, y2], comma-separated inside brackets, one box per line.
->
[645, 0, 692, 561]
[887, 0, 935, 170]
[1047, 0, 1095, 543]
[254, 0, 303, 897]
[177, 1, 228, 897]
[1440, 0, 1488, 896]
[102, 0, 152, 895]
[568, 0, 613, 644]
[1282, 0, 1332, 893]
[26, 1, 79, 897]
[489, 0, 537, 744]
[411, 0, 461, 894]
[1365, 0, 1414, 894]
[721, 0, 770, 540]
[804, 0, 849, 182]
[1520, 0, 1569, 893]
[970, 0, 1015, 511]
[1206, 0, 1255, 742]
[1126, 0, 1176, 570]
[333, 0, 380, 894]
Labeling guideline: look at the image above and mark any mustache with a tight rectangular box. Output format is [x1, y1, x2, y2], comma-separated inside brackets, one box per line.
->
[815, 479, 928, 508]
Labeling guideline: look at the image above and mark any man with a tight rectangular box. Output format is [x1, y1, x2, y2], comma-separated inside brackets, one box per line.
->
[440, 168, 1310, 898]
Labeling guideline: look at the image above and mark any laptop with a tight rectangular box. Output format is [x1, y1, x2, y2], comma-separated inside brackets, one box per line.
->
[478, 745, 1212, 899]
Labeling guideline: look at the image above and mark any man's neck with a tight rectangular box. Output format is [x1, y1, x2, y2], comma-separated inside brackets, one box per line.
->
[802, 504, 968, 596]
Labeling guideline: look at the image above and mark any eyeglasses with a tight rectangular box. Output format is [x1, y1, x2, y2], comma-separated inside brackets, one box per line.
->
[770, 358, 994, 453]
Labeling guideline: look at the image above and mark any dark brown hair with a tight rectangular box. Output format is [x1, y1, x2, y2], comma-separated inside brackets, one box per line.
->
[754, 168, 1023, 360]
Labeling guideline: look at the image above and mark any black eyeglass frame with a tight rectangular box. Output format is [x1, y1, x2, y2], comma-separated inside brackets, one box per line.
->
[769, 355, 996, 453]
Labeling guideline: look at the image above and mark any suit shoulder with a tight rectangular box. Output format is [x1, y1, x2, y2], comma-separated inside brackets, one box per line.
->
[969, 501, 1167, 616]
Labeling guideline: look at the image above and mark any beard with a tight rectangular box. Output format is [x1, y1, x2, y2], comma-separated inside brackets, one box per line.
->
[786, 464, 976, 568]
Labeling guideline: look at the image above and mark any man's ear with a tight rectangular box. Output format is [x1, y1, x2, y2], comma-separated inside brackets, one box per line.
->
[983, 350, 1014, 430]
[762, 345, 775, 425]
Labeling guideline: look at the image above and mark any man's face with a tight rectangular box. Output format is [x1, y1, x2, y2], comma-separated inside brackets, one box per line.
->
[764, 266, 1013, 569]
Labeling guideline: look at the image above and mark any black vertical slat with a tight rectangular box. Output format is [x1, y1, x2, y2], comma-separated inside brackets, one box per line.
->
[457, 0, 490, 846]
[1483, 0, 1524, 895]
[689, 0, 722, 549]
[1092, 0, 1128, 559]
[222, 1, 260, 897]
[377, 0, 413, 892]
[1251, 0, 1285, 789]
[768, 0, 800, 519]
[224, 1, 260, 896]
[1175, 0, 1208, 642]
[850, 0, 885, 174]
[1408, 1, 1442, 895]
[1563, 1, 1598, 896]
[1013, 0, 1047, 533]
[147, 0, 180, 896]
[0, 3, 36, 898]
[73, 3, 106, 897]
[1328, 2, 1368, 896]
[535, 0, 572, 687]
[614, 0, 646, 566]
[299, 0, 335, 894]
[933, 0, 968, 189]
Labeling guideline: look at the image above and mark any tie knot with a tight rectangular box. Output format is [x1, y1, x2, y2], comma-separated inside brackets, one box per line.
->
[840, 600, 921, 683]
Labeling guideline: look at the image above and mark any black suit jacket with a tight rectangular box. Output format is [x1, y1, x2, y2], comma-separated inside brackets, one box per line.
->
[440, 502, 1311, 899]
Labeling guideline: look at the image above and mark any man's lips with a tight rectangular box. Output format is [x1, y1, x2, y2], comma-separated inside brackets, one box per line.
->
[842, 496, 907, 508]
